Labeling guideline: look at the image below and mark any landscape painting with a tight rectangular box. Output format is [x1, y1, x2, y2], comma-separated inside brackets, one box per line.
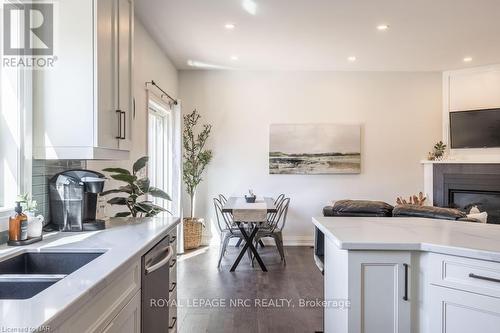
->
[269, 124, 361, 174]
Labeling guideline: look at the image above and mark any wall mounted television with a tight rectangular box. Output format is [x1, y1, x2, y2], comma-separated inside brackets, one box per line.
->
[450, 108, 500, 149]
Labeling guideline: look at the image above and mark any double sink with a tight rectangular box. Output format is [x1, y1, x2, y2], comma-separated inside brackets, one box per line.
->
[0, 251, 104, 299]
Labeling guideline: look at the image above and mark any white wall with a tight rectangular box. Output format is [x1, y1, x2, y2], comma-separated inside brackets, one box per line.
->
[179, 70, 442, 245]
[88, 17, 178, 215]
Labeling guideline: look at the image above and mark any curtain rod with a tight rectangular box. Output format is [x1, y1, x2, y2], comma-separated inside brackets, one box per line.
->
[145, 80, 178, 105]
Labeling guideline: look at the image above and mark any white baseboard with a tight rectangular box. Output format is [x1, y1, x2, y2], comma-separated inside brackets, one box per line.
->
[281, 236, 314, 247]
[201, 235, 212, 246]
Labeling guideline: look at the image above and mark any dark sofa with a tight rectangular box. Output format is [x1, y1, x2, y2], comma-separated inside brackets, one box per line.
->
[323, 200, 469, 221]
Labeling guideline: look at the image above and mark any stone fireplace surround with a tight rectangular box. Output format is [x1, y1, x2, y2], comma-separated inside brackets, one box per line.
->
[423, 162, 500, 224]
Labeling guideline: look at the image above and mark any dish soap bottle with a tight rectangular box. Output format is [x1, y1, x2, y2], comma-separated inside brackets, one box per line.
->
[9, 202, 28, 242]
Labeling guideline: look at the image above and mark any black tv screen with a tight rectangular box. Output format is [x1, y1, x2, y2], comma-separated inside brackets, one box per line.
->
[450, 109, 500, 149]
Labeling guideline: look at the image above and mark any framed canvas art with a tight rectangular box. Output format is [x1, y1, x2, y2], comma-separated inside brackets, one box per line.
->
[269, 124, 361, 174]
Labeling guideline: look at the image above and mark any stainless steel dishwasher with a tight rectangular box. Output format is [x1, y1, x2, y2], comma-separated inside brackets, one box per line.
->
[142, 235, 174, 332]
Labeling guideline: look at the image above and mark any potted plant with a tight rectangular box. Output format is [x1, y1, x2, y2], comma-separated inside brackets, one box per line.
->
[183, 109, 213, 249]
[17, 193, 38, 216]
[101, 156, 171, 217]
[427, 141, 447, 161]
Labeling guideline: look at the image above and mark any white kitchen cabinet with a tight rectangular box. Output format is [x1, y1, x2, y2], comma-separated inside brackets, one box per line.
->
[116, 0, 134, 151]
[429, 285, 500, 333]
[56, 260, 140, 332]
[315, 217, 500, 333]
[427, 253, 500, 333]
[103, 290, 141, 333]
[324, 240, 411, 333]
[351, 252, 411, 333]
[33, 0, 133, 160]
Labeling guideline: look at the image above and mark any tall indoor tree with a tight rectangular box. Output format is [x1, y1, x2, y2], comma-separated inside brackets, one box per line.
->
[183, 109, 213, 218]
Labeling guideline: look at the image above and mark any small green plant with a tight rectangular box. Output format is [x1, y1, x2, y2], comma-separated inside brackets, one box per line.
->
[101, 156, 171, 218]
[183, 109, 213, 218]
[16, 193, 37, 214]
[428, 141, 447, 161]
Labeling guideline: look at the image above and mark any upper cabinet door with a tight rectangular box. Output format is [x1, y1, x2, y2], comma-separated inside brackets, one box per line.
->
[96, 0, 119, 149]
[33, 0, 95, 152]
[449, 69, 500, 111]
[117, 0, 133, 151]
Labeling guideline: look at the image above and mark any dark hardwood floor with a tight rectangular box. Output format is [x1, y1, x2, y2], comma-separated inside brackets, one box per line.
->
[177, 244, 324, 333]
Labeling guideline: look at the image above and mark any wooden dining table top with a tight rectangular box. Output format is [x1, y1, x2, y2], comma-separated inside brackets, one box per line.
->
[222, 196, 278, 213]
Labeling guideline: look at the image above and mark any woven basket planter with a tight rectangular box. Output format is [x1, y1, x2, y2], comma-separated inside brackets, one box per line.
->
[183, 218, 204, 250]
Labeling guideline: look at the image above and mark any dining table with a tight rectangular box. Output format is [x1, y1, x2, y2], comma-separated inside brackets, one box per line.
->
[222, 197, 277, 272]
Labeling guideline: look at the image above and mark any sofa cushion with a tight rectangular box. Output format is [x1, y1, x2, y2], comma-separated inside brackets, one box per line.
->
[323, 200, 394, 217]
[392, 204, 466, 220]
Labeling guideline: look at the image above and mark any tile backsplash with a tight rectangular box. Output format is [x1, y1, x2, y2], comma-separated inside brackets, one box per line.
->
[32, 159, 87, 224]
[0, 160, 87, 245]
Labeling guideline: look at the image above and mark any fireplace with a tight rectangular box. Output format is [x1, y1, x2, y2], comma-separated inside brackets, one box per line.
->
[433, 164, 500, 224]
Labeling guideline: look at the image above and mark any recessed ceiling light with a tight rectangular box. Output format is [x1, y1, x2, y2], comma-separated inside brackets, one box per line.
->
[348, 56, 357, 62]
[187, 59, 231, 69]
[231, 55, 239, 61]
[224, 23, 236, 30]
[377, 24, 390, 31]
[463, 57, 473, 62]
[242, 0, 257, 15]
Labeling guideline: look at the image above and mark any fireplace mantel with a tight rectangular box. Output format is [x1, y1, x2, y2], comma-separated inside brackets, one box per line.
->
[421, 160, 500, 165]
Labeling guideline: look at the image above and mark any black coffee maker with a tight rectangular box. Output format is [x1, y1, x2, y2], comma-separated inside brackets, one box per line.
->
[49, 170, 106, 231]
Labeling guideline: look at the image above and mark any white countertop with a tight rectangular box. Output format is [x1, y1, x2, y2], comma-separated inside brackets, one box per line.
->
[313, 216, 500, 262]
[0, 216, 180, 331]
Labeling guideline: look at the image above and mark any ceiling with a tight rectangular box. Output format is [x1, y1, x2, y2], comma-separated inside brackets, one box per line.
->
[135, 0, 500, 71]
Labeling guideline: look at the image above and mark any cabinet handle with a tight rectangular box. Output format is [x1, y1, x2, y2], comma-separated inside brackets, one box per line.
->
[170, 235, 177, 244]
[121, 110, 126, 139]
[115, 110, 122, 139]
[133, 97, 136, 119]
[169, 317, 177, 330]
[145, 246, 173, 275]
[116, 110, 126, 139]
[469, 273, 500, 283]
[170, 258, 177, 268]
[403, 263, 409, 301]
[169, 282, 177, 293]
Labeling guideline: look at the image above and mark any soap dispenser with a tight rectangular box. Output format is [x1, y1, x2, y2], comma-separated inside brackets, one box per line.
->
[9, 202, 28, 242]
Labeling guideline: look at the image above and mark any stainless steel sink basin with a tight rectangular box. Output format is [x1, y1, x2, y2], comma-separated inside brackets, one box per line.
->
[0, 275, 64, 299]
[0, 251, 103, 275]
[0, 251, 104, 299]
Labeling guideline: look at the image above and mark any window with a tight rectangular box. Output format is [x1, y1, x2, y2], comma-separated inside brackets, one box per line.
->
[148, 97, 173, 212]
[0, 3, 32, 228]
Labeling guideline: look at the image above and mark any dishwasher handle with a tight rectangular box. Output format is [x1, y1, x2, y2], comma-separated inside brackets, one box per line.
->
[145, 246, 173, 275]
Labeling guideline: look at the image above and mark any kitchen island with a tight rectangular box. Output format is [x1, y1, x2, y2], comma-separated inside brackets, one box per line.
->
[313, 216, 500, 333]
[0, 216, 180, 332]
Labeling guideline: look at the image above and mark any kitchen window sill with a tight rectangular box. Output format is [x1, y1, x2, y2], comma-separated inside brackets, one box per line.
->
[0, 208, 13, 232]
